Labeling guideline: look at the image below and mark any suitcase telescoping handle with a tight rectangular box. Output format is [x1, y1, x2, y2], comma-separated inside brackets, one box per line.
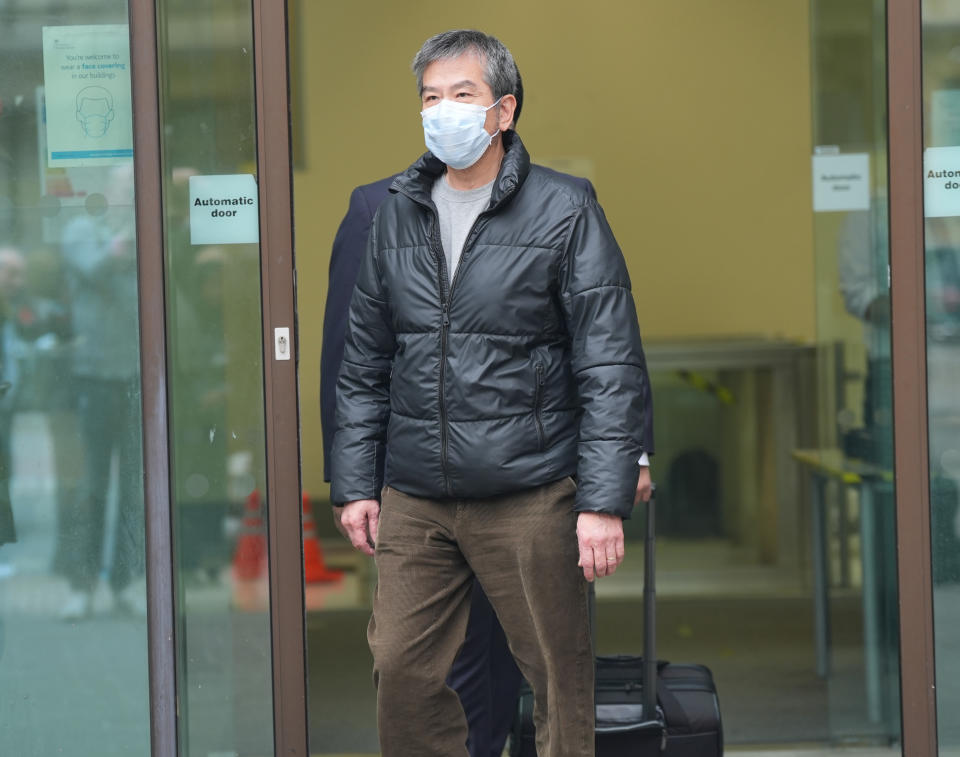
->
[642, 484, 657, 722]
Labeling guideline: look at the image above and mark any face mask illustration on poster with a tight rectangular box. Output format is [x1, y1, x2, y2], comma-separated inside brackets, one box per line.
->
[76, 86, 115, 138]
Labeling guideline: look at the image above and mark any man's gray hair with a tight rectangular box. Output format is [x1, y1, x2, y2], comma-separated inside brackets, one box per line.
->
[412, 30, 518, 101]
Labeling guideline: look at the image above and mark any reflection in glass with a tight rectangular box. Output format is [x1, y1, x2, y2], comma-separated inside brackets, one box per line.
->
[810, 0, 900, 742]
[157, 1, 275, 755]
[922, 7, 960, 750]
[0, 2, 149, 755]
[926, 220, 960, 750]
[60, 164, 144, 617]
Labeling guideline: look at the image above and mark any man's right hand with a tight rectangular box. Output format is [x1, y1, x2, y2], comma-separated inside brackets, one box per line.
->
[339, 499, 380, 556]
[576, 511, 625, 582]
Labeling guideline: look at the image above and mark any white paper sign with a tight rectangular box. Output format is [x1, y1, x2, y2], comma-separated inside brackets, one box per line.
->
[42, 25, 133, 167]
[812, 153, 870, 212]
[189, 174, 260, 245]
[924, 146, 960, 218]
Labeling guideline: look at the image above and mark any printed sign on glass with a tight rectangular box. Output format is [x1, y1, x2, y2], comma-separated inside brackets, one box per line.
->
[41, 25, 133, 167]
[189, 174, 260, 245]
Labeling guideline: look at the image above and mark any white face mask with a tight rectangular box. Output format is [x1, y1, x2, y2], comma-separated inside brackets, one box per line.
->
[420, 96, 502, 170]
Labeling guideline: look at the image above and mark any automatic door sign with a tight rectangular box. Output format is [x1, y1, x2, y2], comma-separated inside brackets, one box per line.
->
[924, 146, 960, 218]
[41, 25, 133, 167]
[189, 174, 260, 245]
[811, 153, 870, 212]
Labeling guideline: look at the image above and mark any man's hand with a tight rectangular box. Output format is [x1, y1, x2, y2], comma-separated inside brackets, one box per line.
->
[634, 466, 652, 505]
[339, 499, 380, 556]
[576, 511, 625, 582]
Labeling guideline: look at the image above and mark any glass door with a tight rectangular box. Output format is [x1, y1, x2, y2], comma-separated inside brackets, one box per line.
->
[291, 1, 904, 753]
[156, 0, 274, 749]
[154, 0, 304, 755]
[0, 3, 151, 754]
[809, 0, 901, 741]
[921, 2, 960, 752]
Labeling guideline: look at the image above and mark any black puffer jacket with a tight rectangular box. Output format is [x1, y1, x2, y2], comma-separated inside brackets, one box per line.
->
[331, 133, 647, 518]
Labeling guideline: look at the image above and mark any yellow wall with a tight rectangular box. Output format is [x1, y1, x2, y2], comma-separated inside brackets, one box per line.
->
[293, 1, 815, 495]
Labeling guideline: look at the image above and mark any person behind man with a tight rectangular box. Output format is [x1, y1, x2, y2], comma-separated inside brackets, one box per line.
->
[321, 69, 655, 757]
[331, 30, 650, 757]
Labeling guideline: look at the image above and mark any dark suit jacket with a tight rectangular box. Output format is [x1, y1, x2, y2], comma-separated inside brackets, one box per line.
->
[320, 173, 655, 481]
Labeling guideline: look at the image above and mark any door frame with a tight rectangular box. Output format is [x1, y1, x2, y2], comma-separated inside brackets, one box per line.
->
[252, 1, 310, 755]
[130, 0, 177, 754]
[887, 0, 938, 754]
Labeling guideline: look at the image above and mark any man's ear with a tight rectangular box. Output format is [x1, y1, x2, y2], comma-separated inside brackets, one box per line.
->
[497, 94, 517, 131]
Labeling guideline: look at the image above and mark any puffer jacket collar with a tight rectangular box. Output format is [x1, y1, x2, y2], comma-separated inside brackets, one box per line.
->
[390, 130, 531, 211]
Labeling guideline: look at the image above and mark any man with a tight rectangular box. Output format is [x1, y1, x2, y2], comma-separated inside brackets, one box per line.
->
[323, 71, 655, 755]
[331, 30, 649, 757]
[321, 71, 656, 757]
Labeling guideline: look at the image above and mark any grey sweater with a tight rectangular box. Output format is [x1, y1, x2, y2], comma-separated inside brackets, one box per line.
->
[431, 175, 494, 281]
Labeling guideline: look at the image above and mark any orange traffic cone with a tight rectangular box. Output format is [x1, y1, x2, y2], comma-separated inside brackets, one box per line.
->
[233, 489, 267, 581]
[303, 493, 343, 583]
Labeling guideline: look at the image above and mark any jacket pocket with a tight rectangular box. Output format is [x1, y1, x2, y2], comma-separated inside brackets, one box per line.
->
[533, 362, 546, 451]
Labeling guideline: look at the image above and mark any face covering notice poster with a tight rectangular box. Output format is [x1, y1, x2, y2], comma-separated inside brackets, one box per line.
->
[41, 25, 133, 167]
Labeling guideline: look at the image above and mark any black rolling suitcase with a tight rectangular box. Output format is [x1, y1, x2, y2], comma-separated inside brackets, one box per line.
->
[510, 492, 723, 756]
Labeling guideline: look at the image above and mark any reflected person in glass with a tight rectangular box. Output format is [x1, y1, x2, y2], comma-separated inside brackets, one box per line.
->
[0, 244, 71, 568]
[58, 163, 144, 620]
[0, 246, 25, 551]
[839, 203, 894, 467]
[838, 202, 903, 729]
[0, 245, 21, 664]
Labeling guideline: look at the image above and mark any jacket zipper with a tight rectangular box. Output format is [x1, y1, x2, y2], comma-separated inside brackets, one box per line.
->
[435, 209, 494, 495]
[431, 217, 453, 496]
[534, 362, 545, 450]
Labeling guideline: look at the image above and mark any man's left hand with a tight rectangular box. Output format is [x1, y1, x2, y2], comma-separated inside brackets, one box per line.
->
[634, 466, 652, 505]
[576, 511, 625, 582]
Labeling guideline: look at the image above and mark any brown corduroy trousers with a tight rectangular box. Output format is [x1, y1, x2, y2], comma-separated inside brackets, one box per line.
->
[369, 477, 595, 757]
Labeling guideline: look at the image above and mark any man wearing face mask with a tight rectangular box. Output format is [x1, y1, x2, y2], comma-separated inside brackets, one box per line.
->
[323, 70, 656, 757]
[331, 30, 650, 757]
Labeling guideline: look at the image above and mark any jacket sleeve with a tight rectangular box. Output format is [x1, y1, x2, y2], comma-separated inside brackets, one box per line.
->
[581, 178, 655, 456]
[559, 200, 647, 519]
[329, 210, 396, 505]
